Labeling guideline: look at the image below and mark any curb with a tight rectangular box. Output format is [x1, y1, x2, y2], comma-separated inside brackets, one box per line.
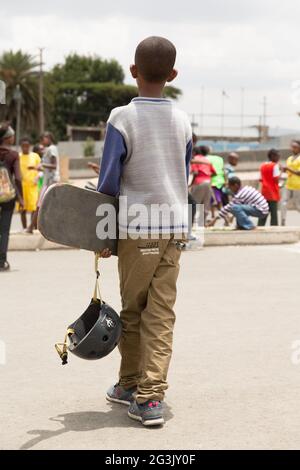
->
[8, 227, 300, 252]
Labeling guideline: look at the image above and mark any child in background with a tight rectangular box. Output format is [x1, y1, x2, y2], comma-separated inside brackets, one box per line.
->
[281, 140, 300, 226]
[190, 146, 216, 224]
[32, 143, 45, 194]
[19, 138, 41, 230]
[224, 152, 239, 180]
[209, 177, 269, 230]
[207, 153, 226, 213]
[223, 152, 239, 205]
[258, 149, 281, 226]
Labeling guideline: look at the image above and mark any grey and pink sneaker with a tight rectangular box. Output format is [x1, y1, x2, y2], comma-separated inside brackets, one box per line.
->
[106, 383, 136, 406]
[128, 400, 164, 426]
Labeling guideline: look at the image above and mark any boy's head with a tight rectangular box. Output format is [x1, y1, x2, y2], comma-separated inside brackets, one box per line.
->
[228, 152, 239, 166]
[228, 176, 242, 194]
[20, 137, 31, 154]
[268, 148, 280, 163]
[131, 36, 177, 86]
[291, 140, 300, 155]
[41, 131, 55, 147]
[196, 145, 209, 156]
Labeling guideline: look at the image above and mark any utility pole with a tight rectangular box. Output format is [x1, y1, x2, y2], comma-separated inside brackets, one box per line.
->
[240, 87, 245, 141]
[199, 86, 205, 137]
[262, 96, 267, 128]
[13, 84, 22, 150]
[38, 47, 45, 135]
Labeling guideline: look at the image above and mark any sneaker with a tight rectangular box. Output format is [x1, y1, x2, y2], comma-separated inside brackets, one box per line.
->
[128, 400, 164, 426]
[0, 261, 10, 272]
[106, 383, 136, 406]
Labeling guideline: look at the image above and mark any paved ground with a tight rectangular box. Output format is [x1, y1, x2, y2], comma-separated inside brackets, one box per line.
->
[1, 243, 300, 450]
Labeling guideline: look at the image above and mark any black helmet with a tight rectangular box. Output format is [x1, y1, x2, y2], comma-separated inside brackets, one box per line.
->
[56, 300, 122, 364]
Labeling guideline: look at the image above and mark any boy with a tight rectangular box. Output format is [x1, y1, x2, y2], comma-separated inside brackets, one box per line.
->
[222, 152, 239, 206]
[281, 140, 300, 226]
[97, 37, 192, 426]
[210, 177, 269, 230]
[224, 152, 239, 180]
[207, 152, 226, 210]
[258, 149, 280, 226]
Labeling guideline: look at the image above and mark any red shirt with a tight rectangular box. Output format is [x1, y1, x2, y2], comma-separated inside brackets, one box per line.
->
[260, 161, 280, 201]
[191, 155, 216, 185]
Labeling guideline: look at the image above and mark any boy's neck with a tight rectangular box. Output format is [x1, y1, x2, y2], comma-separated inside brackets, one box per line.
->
[137, 81, 166, 99]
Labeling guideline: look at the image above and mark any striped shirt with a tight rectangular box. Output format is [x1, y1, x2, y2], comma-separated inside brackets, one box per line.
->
[220, 185, 269, 219]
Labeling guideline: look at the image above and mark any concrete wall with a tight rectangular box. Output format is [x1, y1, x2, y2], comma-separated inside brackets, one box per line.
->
[58, 141, 104, 159]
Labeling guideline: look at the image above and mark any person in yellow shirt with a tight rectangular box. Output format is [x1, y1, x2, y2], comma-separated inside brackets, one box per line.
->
[19, 137, 41, 230]
[281, 140, 300, 226]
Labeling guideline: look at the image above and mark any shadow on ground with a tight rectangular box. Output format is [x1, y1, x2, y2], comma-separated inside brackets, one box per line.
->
[20, 403, 173, 450]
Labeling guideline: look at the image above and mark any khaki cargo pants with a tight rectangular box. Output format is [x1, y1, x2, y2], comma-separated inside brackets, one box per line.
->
[118, 236, 181, 404]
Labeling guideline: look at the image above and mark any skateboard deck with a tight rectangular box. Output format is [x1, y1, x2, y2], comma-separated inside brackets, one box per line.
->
[38, 184, 118, 256]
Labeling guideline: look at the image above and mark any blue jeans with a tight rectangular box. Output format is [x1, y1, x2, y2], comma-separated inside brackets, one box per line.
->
[230, 204, 264, 230]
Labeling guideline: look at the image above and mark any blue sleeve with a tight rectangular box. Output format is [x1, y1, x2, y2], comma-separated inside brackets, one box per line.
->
[185, 139, 193, 180]
[97, 123, 127, 196]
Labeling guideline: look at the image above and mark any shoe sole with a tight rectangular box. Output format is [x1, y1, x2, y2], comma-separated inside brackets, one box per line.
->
[106, 394, 131, 406]
[128, 410, 164, 426]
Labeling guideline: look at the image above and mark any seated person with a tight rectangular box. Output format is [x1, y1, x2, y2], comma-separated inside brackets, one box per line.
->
[209, 176, 269, 230]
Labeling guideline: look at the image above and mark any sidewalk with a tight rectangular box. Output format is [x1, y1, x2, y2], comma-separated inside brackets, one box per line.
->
[1, 245, 300, 449]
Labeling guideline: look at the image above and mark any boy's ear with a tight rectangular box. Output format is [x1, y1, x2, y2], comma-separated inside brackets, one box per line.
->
[166, 69, 178, 83]
[130, 64, 138, 79]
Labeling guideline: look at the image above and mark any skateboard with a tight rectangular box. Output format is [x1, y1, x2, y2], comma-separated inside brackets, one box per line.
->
[38, 184, 118, 256]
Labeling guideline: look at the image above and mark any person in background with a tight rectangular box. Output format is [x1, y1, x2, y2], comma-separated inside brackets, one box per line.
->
[209, 177, 269, 230]
[32, 143, 45, 194]
[281, 140, 300, 226]
[26, 131, 59, 233]
[0, 123, 24, 271]
[190, 146, 216, 224]
[223, 152, 239, 205]
[186, 133, 198, 241]
[224, 152, 239, 180]
[207, 152, 226, 214]
[18, 138, 41, 230]
[258, 149, 281, 227]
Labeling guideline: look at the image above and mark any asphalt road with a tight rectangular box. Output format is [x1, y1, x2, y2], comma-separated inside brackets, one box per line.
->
[1, 244, 300, 450]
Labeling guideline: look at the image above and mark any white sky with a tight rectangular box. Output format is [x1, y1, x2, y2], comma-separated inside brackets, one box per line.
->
[1, 0, 300, 137]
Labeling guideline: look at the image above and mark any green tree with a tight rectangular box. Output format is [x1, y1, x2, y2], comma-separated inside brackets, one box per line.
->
[48, 54, 182, 140]
[0, 50, 39, 132]
[51, 53, 125, 84]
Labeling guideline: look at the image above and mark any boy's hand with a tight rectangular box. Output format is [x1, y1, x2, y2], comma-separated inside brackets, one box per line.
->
[99, 248, 112, 258]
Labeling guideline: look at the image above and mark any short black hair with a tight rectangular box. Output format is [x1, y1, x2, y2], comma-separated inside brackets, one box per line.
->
[268, 148, 279, 160]
[292, 140, 300, 147]
[20, 136, 31, 144]
[228, 176, 241, 187]
[41, 131, 56, 144]
[135, 36, 176, 83]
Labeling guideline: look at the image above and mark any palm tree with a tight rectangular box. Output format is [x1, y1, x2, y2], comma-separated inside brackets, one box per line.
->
[0, 50, 39, 133]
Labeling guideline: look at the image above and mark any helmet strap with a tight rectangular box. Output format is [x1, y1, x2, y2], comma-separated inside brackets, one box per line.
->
[93, 253, 103, 303]
[55, 328, 75, 365]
